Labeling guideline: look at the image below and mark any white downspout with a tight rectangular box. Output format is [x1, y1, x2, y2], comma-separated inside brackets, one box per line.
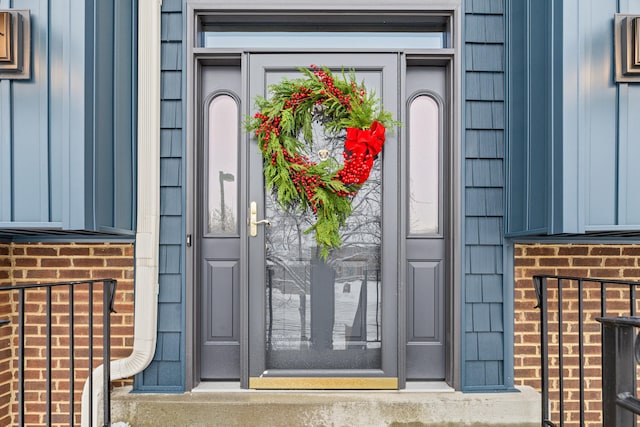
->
[81, 1, 163, 425]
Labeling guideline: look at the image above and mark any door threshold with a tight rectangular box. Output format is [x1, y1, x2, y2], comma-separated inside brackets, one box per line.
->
[192, 381, 453, 393]
[192, 382, 243, 392]
[402, 381, 454, 392]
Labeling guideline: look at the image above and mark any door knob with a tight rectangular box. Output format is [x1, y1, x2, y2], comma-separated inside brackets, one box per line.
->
[250, 201, 271, 237]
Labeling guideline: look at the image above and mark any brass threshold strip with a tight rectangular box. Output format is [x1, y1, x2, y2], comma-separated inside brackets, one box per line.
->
[249, 377, 398, 390]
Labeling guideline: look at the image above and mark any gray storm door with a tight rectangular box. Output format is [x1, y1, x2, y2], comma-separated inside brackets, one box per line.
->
[247, 54, 399, 389]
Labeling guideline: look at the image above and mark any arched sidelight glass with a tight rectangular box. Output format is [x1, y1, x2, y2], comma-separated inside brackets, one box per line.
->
[207, 94, 238, 234]
[409, 94, 440, 235]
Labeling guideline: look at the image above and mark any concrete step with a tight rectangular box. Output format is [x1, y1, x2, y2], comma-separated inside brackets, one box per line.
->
[111, 385, 540, 427]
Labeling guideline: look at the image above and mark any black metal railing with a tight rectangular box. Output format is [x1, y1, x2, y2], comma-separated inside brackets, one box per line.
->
[533, 275, 640, 427]
[596, 316, 640, 426]
[0, 279, 117, 427]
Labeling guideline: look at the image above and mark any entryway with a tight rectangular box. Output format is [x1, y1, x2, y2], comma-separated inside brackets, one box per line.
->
[188, 11, 454, 390]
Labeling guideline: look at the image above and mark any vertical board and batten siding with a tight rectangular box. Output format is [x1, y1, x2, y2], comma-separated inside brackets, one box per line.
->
[614, 1, 640, 226]
[137, 0, 184, 390]
[507, 0, 640, 236]
[0, 0, 136, 235]
[464, 0, 507, 388]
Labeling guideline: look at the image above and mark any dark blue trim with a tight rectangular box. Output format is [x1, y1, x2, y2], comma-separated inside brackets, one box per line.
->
[459, 3, 467, 390]
[502, 241, 515, 389]
[179, 0, 188, 393]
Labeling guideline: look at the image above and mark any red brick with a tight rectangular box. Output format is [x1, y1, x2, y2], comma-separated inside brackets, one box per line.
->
[572, 258, 602, 267]
[622, 247, 640, 256]
[25, 247, 58, 256]
[604, 257, 635, 267]
[25, 270, 58, 279]
[622, 269, 640, 277]
[59, 246, 91, 256]
[589, 268, 622, 278]
[514, 257, 536, 267]
[14, 258, 37, 267]
[555, 268, 589, 277]
[557, 246, 590, 256]
[71, 258, 104, 267]
[539, 257, 570, 267]
[106, 258, 134, 267]
[590, 246, 621, 256]
[92, 246, 123, 256]
[40, 258, 71, 268]
[58, 270, 91, 279]
[524, 246, 557, 256]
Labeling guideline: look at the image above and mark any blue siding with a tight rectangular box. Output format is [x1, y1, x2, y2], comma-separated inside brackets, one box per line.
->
[583, 0, 617, 227]
[464, 1, 507, 389]
[137, 0, 185, 391]
[0, 0, 136, 236]
[507, 0, 640, 236]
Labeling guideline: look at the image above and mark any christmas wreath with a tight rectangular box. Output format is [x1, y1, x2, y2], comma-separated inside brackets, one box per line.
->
[246, 65, 398, 259]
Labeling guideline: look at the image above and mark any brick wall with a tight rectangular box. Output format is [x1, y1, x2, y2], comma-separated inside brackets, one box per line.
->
[0, 242, 134, 426]
[0, 243, 12, 427]
[514, 243, 640, 427]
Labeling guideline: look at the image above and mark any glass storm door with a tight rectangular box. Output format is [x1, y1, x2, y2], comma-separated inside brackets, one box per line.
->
[248, 54, 399, 388]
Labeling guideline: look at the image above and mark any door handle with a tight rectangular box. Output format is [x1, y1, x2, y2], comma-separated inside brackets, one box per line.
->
[250, 201, 271, 237]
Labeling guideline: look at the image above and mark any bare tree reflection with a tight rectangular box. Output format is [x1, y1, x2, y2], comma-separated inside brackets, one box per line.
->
[264, 123, 383, 369]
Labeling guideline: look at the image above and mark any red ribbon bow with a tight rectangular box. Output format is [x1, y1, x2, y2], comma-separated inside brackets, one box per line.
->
[344, 120, 386, 158]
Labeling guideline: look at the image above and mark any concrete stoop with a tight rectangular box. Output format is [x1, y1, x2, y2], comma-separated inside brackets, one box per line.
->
[110, 385, 541, 427]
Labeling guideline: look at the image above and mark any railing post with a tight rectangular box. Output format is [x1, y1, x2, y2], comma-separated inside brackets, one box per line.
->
[18, 289, 25, 427]
[103, 279, 115, 427]
[533, 276, 551, 426]
[599, 318, 637, 426]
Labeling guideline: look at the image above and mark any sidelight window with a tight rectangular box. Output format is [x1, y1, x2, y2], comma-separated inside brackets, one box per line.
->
[408, 94, 441, 236]
[207, 94, 239, 234]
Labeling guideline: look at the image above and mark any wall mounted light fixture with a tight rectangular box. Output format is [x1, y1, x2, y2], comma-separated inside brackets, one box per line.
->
[0, 9, 30, 80]
[615, 14, 640, 83]
[0, 12, 11, 62]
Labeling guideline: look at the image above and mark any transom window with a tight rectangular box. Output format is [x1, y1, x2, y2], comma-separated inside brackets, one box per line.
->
[197, 13, 452, 49]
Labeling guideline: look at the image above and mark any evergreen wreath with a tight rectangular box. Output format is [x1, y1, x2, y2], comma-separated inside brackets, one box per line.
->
[246, 65, 398, 259]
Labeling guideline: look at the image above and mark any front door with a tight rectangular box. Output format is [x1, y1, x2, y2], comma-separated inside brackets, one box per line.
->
[196, 52, 448, 388]
[248, 54, 399, 388]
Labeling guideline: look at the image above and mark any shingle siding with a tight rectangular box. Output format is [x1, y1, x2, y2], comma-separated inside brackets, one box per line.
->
[137, 1, 185, 390]
[463, 0, 506, 388]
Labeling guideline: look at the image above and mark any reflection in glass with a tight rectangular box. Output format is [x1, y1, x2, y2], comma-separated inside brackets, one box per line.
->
[203, 32, 444, 49]
[207, 95, 238, 234]
[409, 95, 440, 235]
[265, 121, 382, 370]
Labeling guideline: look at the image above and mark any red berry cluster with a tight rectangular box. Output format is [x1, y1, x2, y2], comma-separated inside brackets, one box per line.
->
[311, 65, 352, 109]
[334, 188, 358, 197]
[350, 81, 367, 103]
[338, 151, 374, 185]
[281, 149, 324, 213]
[253, 112, 281, 149]
[284, 85, 313, 112]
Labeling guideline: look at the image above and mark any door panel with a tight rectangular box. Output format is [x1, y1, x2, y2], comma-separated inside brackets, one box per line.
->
[247, 53, 399, 384]
[199, 65, 242, 380]
[405, 65, 447, 380]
